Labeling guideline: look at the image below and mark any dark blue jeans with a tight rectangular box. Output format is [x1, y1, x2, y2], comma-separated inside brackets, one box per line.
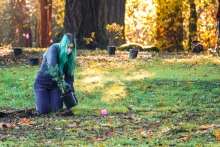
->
[34, 72, 63, 114]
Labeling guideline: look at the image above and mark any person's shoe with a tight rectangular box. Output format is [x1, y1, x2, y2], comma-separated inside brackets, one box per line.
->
[58, 108, 74, 116]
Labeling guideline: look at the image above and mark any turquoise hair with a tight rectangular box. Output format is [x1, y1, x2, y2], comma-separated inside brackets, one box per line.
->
[58, 33, 77, 75]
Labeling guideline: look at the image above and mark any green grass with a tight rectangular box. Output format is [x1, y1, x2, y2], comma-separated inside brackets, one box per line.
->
[1, 50, 220, 146]
[0, 66, 38, 108]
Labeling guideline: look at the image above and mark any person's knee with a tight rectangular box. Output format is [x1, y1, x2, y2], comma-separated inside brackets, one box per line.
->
[36, 106, 50, 115]
[36, 101, 50, 114]
[51, 104, 63, 113]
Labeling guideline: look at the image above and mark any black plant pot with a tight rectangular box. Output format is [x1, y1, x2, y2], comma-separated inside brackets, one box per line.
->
[14, 48, 22, 56]
[29, 58, 39, 66]
[60, 92, 78, 109]
[129, 49, 138, 59]
[107, 46, 116, 55]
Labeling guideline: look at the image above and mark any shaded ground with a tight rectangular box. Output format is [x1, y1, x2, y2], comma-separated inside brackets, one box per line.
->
[0, 47, 45, 66]
[1, 106, 219, 146]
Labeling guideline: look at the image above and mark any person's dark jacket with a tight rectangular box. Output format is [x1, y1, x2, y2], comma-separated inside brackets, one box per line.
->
[38, 43, 74, 89]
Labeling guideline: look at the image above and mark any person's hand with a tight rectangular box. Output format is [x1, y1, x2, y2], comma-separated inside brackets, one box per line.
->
[63, 81, 73, 93]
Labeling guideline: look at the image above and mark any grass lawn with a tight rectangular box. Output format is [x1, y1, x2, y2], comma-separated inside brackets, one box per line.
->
[0, 48, 220, 146]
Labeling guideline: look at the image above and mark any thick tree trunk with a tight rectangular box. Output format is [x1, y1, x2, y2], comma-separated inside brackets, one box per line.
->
[188, 0, 197, 52]
[64, 0, 126, 49]
[37, 0, 52, 48]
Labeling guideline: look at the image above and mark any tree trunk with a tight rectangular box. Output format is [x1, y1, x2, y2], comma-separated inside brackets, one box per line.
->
[188, 0, 197, 52]
[37, 0, 52, 48]
[11, 0, 31, 47]
[64, 0, 126, 49]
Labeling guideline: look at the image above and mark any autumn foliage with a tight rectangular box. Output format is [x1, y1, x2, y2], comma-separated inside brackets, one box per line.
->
[0, 0, 218, 51]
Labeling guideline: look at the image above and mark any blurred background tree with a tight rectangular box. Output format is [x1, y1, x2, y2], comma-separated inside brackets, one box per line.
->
[0, 0, 218, 52]
[64, 0, 126, 49]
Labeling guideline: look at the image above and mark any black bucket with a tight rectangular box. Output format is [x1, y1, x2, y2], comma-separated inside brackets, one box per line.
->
[29, 58, 39, 66]
[129, 49, 138, 59]
[107, 46, 116, 55]
[14, 48, 22, 56]
[60, 92, 78, 109]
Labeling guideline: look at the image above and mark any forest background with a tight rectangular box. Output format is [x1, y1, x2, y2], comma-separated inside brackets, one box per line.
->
[0, 0, 218, 52]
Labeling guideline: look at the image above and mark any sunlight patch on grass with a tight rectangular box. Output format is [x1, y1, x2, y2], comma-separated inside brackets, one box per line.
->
[79, 67, 109, 76]
[163, 55, 220, 65]
[76, 78, 105, 93]
[76, 68, 108, 93]
[124, 70, 156, 81]
[82, 76, 102, 84]
[102, 83, 129, 102]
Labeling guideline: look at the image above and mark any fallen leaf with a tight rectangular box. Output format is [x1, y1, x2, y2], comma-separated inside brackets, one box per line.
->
[214, 124, 220, 128]
[19, 136, 26, 141]
[140, 129, 154, 138]
[178, 134, 190, 142]
[123, 115, 134, 119]
[138, 129, 145, 133]
[29, 121, 37, 125]
[105, 132, 115, 137]
[187, 81, 191, 86]
[18, 118, 37, 126]
[109, 115, 116, 119]
[125, 131, 129, 136]
[2, 123, 11, 128]
[158, 127, 170, 137]
[199, 124, 214, 130]
[0, 134, 10, 141]
[92, 138, 106, 142]
[209, 70, 214, 73]
[68, 123, 78, 128]
[214, 129, 220, 140]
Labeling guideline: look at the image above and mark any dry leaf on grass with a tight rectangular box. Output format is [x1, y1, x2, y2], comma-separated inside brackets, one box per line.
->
[105, 131, 115, 137]
[109, 115, 117, 119]
[177, 134, 190, 142]
[196, 124, 220, 133]
[139, 129, 154, 138]
[0, 122, 17, 129]
[0, 134, 10, 141]
[123, 115, 135, 119]
[68, 123, 78, 128]
[214, 129, 220, 140]
[214, 124, 220, 128]
[199, 124, 215, 130]
[158, 127, 170, 137]
[92, 138, 106, 142]
[18, 118, 37, 126]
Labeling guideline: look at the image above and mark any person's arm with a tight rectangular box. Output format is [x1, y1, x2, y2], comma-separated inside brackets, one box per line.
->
[46, 45, 59, 67]
[64, 74, 74, 92]
[43, 44, 61, 80]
